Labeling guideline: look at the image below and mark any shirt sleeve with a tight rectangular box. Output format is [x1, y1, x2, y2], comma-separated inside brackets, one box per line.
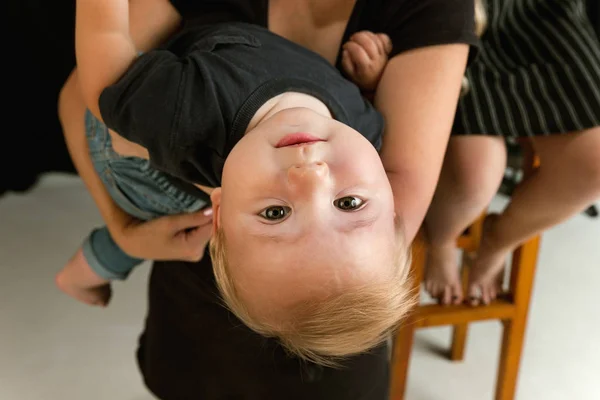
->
[379, 0, 480, 63]
[99, 50, 187, 175]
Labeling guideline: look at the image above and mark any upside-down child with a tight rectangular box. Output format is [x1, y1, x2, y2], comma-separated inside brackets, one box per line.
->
[58, 0, 413, 365]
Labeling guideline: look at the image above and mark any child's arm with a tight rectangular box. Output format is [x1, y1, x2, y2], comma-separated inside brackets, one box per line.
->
[341, 31, 393, 98]
[75, 0, 137, 119]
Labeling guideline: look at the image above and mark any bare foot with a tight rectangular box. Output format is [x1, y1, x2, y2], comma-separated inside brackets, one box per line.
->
[468, 214, 508, 306]
[55, 247, 112, 307]
[424, 244, 463, 305]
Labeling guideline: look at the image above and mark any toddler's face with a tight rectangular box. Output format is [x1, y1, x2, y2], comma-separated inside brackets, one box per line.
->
[213, 108, 396, 316]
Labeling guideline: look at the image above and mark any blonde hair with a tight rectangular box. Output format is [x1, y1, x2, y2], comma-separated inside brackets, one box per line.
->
[209, 224, 415, 367]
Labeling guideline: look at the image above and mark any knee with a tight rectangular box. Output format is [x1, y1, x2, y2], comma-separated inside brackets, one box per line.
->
[556, 129, 600, 197]
[452, 162, 504, 203]
[443, 137, 507, 205]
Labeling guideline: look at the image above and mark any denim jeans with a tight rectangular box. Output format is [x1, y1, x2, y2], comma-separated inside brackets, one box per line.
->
[83, 110, 206, 280]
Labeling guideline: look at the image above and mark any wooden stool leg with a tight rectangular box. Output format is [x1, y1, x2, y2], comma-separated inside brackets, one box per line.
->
[390, 316, 418, 400]
[450, 256, 471, 361]
[495, 235, 540, 400]
[450, 324, 469, 361]
[390, 239, 426, 400]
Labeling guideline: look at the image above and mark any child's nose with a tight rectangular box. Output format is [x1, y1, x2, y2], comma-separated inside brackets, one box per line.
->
[287, 162, 329, 190]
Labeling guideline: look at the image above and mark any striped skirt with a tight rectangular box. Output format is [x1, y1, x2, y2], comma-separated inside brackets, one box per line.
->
[453, 0, 600, 137]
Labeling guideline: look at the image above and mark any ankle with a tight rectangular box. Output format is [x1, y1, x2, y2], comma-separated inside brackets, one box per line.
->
[481, 216, 516, 254]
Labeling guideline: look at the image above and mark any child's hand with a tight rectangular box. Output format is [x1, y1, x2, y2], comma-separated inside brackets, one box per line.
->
[342, 31, 393, 91]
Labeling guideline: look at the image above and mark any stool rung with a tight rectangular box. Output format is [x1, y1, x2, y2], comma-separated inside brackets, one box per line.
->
[456, 236, 478, 252]
[414, 299, 515, 328]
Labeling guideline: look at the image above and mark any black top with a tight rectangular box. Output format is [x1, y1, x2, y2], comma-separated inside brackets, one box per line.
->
[99, 23, 383, 189]
[169, 0, 480, 66]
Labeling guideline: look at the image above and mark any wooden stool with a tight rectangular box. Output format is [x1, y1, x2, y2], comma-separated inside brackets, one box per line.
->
[390, 146, 542, 400]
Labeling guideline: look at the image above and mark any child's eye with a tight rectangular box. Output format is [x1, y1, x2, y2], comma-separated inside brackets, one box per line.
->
[334, 196, 365, 211]
[259, 206, 292, 220]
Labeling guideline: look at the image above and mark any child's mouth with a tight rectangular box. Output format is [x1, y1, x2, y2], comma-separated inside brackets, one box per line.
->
[276, 133, 325, 148]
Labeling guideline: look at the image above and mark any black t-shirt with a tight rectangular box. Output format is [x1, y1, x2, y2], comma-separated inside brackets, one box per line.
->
[169, 0, 479, 65]
[99, 23, 384, 189]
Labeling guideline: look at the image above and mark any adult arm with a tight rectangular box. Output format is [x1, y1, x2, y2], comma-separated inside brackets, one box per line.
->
[376, 44, 469, 243]
[370, 0, 477, 242]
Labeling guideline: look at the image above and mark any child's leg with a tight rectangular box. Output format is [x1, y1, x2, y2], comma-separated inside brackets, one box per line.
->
[83, 227, 143, 280]
[56, 97, 206, 306]
[424, 136, 506, 305]
[56, 226, 144, 307]
[56, 247, 112, 307]
[55, 80, 143, 306]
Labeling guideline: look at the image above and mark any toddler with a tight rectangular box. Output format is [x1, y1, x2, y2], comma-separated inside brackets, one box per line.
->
[58, 0, 410, 365]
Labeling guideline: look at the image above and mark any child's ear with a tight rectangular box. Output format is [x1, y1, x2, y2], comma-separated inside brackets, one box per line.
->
[210, 188, 222, 234]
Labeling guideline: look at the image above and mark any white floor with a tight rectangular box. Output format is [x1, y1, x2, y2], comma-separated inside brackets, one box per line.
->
[1, 173, 599, 400]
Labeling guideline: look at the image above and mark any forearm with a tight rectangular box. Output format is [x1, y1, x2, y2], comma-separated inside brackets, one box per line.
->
[375, 44, 469, 242]
[75, 0, 137, 118]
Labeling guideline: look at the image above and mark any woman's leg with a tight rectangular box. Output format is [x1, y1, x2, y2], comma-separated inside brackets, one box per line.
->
[424, 136, 507, 304]
[469, 128, 600, 304]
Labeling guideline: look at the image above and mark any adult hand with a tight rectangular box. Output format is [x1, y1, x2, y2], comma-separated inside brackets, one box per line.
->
[115, 208, 214, 262]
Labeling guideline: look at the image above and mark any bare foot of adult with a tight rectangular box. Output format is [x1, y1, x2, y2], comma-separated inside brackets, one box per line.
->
[468, 214, 508, 306]
[424, 244, 463, 305]
[55, 247, 112, 307]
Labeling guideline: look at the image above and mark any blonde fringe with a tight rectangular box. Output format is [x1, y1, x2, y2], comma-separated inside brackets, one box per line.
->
[209, 225, 415, 367]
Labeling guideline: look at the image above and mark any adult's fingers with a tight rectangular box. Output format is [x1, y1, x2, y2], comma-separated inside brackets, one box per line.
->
[179, 222, 213, 262]
[162, 208, 213, 232]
